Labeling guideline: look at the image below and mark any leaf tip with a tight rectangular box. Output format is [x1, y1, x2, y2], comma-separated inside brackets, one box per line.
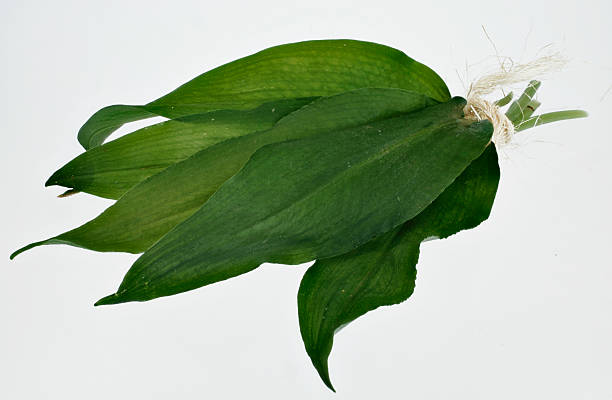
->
[322, 376, 336, 393]
[45, 170, 80, 197]
[57, 189, 81, 198]
[94, 293, 120, 306]
[306, 350, 336, 391]
[315, 361, 336, 392]
[95, 290, 133, 306]
[9, 240, 49, 260]
[45, 169, 63, 188]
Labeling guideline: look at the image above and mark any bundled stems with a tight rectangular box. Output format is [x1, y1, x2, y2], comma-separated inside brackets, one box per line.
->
[496, 80, 587, 135]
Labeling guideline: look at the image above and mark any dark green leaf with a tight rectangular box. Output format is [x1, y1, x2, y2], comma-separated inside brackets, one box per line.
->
[95, 97, 492, 305]
[12, 88, 436, 257]
[78, 39, 450, 149]
[297, 145, 500, 390]
[48, 98, 314, 199]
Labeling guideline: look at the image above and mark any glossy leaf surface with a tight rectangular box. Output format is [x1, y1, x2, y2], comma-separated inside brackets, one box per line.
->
[12, 89, 436, 257]
[95, 97, 492, 305]
[297, 145, 500, 390]
[48, 98, 313, 199]
[78, 39, 450, 149]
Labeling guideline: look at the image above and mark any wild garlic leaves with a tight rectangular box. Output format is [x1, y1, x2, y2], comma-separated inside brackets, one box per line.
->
[12, 39, 586, 390]
[77, 40, 450, 149]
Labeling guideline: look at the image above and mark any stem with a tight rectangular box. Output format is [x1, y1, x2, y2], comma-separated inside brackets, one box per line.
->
[506, 80, 541, 125]
[515, 110, 588, 132]
[494, 91, 514, 107]
[522, 99, 541, 120]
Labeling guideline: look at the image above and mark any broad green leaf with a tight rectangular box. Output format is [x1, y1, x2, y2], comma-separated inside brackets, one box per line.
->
[297, 145, 500, 390]
[94, 97, 492, 306]
[78, 39, 451, 149]
[47, 98, 314, 199]
[12, 88, 436, 257]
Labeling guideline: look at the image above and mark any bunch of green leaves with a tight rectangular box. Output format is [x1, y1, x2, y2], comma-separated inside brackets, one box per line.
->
[11, 39, 586, 391]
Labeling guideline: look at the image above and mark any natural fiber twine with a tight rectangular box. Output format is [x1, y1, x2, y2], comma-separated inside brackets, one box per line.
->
[463, 52, 568, 145]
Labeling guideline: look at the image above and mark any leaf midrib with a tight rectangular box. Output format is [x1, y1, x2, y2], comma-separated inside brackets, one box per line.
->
[241, 119, 457, 248]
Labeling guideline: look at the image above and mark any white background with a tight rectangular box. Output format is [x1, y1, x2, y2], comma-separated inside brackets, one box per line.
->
[1, 0, 610, 398]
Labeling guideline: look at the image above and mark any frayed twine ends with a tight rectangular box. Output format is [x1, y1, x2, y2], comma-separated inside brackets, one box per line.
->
[463, 52, 571, 146]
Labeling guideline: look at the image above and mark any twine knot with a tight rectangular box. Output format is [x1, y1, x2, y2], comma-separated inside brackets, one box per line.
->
[464, 95, 515, 145]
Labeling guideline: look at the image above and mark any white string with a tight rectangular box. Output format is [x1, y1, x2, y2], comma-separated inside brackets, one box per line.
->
[464, 96, 515, 145]
[464, 52, 568, 146]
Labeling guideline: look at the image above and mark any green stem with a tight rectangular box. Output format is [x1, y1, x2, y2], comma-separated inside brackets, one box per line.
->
[506, 80, 541, 125]
[522, 99, 542, 120]
[515, 110, 588, 132]
[494, 91, 514, 107]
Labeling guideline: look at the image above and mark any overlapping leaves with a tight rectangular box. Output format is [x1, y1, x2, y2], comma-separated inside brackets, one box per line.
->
[15, 88, 437, 255]
[13, 39, 584, 391]
[77, 39, 450, 149]
[298, 145, 500, 390]
[95, 97, 492, 305]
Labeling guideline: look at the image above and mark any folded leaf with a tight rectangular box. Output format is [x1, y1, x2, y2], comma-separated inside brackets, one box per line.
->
[297, 145, 500, 390]
[78, 105, 157, 150]
[12, 88, 436, 257]
[48, 98, 314, 199]
[78, 39, 450, 149]
[95, 97, 492, 305]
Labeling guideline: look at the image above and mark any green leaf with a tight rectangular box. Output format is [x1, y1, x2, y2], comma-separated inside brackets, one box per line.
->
[94, 97, 492, 306]
[77, 105, 157, 150]
[297, 145, 500, 390]
[12, 88, 437, 257]
[78, 39, 451, 149]
[48, 98, 314, 199]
